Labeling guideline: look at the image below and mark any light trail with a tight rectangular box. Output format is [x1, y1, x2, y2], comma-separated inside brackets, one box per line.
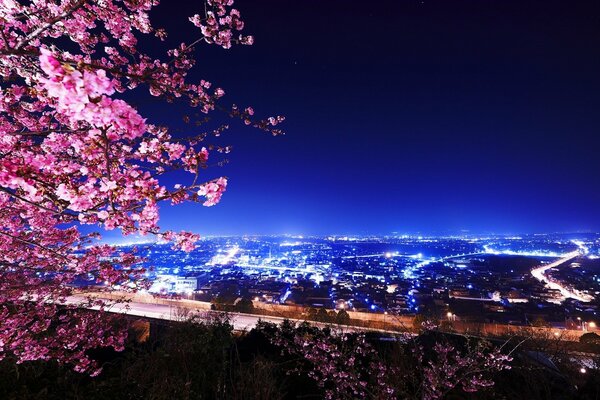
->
[340, 252, 409, 259]
[482, 245, 565, 258]
[530, 251, 593, 302]
[233, 263, 317, 273]
[442, 252, 487, 260]
[206, 245, 240, 266]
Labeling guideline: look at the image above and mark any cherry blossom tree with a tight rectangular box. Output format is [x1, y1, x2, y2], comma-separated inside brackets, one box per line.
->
[0, 0, 282, 374]
[269, 321, 513, 400]
[271, 323, 396, 399]
[416, 340, 513, 399]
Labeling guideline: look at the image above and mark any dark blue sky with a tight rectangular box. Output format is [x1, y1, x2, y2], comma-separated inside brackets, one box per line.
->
[133, 0, 600, 236]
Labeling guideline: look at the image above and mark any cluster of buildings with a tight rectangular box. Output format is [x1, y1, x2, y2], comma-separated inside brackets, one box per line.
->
[136, 234, 600, 329]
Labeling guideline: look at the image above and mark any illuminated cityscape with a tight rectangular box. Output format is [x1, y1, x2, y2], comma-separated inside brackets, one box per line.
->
[2, 0, 600, 398]
[106, 233, 600, 330]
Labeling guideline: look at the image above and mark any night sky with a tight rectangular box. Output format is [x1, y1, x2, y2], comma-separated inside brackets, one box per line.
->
[127, 1, 600, 237]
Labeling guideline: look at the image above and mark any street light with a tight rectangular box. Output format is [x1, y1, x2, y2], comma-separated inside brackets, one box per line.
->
[589, 321, 596, 329]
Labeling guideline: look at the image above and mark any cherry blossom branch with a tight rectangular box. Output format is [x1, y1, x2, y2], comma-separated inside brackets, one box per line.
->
[14, 0, 87, 50]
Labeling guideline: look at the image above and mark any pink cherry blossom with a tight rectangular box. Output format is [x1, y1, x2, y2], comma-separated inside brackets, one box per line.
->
[0, 0, 282, 374]
[197, 177, 228, 206]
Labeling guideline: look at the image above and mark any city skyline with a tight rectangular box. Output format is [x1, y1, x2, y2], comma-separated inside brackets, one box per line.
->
[113, 233, 600, 321]
[104, 229, 600, 247]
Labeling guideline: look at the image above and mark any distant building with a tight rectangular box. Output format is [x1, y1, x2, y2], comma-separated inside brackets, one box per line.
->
[150, 275, 198, 294]
[174, 276, 198, 293]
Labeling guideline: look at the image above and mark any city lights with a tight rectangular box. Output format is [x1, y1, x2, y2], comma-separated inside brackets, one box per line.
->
[114, 233, 599, 336]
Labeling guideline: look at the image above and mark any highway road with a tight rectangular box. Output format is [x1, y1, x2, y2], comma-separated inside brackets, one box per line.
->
[530, 251, 593, 302]
[66, 295, 407, 335]
[64, 292, 593, 342]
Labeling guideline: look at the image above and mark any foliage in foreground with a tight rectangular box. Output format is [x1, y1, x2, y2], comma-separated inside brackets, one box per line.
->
[1, 316, 599, 400]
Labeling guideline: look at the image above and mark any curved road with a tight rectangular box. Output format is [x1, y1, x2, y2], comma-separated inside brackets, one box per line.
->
[530, 251, 592, 302]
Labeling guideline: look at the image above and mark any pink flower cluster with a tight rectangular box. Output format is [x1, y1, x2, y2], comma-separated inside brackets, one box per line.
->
[271, 324, 396, 399]
[231, 104, 285, 136]
[418, 340, 512, 399]
[161, 230, 201, 252]
[0, 0, 277, 375]
[39, 49, 146, 140]
[189, 0, 253, 49]
[269, 321, 513, 400]
[197, 177, 228, 206]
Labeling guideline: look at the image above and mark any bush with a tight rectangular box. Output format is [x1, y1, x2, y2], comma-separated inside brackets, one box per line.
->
[0, 316, 595, 400]
[580, 332, 600, 345]
[336, 309, 351, 325]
